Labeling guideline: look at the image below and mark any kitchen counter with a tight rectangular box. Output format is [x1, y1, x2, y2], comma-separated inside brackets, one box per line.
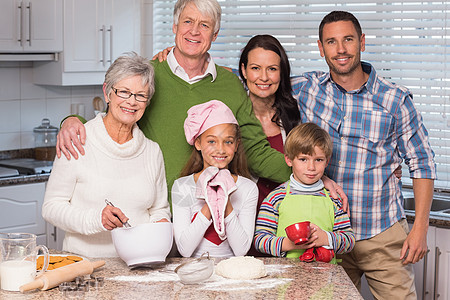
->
[0, 173, 50, 187]
[1, 256, 362, 300]
[405, 211, 450, 228]
[0, 149, 51, 187]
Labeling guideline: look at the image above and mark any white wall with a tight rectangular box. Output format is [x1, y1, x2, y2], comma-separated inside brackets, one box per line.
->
[0, 62, 103, 151]
[142, 0, 154, 59]
[0, 0, 153, 152]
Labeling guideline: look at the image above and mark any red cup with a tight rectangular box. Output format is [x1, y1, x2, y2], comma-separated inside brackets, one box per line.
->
[315, 247, 334, 263]
[285, 221, 311, 245]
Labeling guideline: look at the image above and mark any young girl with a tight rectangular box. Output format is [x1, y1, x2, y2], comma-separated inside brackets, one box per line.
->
[172, 100, 258, 258]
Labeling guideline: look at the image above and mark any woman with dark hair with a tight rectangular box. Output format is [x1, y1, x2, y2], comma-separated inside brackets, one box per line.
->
[239, 35, 300, 135]
[237, 35, 300, 205]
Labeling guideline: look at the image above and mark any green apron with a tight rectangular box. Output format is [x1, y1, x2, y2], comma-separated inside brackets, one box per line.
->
[276, 181, 336, 263]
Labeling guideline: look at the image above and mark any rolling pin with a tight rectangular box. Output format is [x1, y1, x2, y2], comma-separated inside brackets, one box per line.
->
[19, 260, 105, 293]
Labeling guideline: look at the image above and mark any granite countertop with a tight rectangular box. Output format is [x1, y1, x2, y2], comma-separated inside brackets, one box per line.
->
[1, 256, 362, 300]
[0, 173, 50, 186]
[405, 211, 450, 228]
[0, 149, 51, 187]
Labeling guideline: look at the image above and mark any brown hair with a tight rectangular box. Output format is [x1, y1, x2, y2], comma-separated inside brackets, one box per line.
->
[180, 124, 251, 178]
[319, 11, 362, 43]
[284, 123, 333, 160]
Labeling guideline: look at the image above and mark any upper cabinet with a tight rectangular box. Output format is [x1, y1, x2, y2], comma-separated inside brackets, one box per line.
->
[33, 0, 141, 85]
[0, 0, 63, 53]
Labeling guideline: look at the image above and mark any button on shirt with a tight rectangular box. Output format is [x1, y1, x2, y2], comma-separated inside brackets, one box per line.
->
[167, 49, 217, 84]
[291, 62, 436, 241]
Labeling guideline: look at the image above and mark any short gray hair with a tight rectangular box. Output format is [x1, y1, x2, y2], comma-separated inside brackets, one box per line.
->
[104, 52, 155, 107]
[173, 0, 221, 34]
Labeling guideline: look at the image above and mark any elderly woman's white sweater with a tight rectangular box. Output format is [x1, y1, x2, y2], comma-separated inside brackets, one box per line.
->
[42, 113, 171, 257]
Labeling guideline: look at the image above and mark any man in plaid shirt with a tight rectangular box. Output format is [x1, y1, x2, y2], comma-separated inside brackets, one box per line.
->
[291, 11, 436, 299]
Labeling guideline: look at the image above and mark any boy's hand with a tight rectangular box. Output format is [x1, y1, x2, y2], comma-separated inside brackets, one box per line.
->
[282, 227, 319, 252]
[309, 223, 330, 248]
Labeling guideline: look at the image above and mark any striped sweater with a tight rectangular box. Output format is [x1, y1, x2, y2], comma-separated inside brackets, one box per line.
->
[254, 182, 355, 257]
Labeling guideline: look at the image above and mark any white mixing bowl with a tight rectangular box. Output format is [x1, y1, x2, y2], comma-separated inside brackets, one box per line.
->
[111, 222, 173, 267]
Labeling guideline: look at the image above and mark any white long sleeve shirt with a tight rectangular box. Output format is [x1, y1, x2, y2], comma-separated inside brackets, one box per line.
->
[42, 113, 171, 257]
[172, 174, 258, 258]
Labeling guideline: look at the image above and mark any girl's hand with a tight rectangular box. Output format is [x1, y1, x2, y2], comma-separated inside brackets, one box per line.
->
[156, 218, 169, 223]
[101, 205, 129, 230]
[200, 203, 212, 220]
[309, 223, 330, 248]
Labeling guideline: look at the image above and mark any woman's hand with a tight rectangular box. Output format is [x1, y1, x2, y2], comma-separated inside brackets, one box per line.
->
[56, 117, 86, 160]
[322, 175, 349, 216]
[101, 205, 129, 230]
[152, 46, 174, 62]
[394, 165, 402, 179]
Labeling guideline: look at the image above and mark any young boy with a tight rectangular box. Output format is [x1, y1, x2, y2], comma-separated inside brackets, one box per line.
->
[253, 122, 355, 263]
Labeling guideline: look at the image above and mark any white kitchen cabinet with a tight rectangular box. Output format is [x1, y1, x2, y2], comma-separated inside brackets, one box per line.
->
[0, 183, 47, 245]
[0, 0, 62, 53]
[435, 227, 450, 300]
[33, 0, 141, 86]
[412, 225, 436, 300]
[46, 221, 65, 251]
[410, 224, 450, 300]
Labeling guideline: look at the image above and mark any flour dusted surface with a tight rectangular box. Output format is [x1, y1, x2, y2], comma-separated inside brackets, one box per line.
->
[215, 256, 266, 280]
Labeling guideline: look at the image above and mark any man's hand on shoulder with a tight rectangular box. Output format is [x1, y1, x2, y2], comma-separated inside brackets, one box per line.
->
[152, 46, 174, 62]
[56, 116, 86, 160]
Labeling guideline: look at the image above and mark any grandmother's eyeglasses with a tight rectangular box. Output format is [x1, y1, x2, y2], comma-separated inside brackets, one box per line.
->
[111, 87, 149, 103]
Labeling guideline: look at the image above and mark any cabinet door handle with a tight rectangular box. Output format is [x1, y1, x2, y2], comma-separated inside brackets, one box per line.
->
[100, 25, 106, 66]
[18, 2, 23, 46]
[108, 26, 113, 64]
[27, 2, 31, 46]
[51, 226, 57, 242]
[434, 246, 441, 299]
[422, 248, 430, 299]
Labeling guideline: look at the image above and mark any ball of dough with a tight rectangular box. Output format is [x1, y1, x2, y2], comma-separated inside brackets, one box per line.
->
[215, 256, 266, 280]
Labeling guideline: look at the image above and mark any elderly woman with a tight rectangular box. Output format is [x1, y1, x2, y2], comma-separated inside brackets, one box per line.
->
[42, 53, 171, 258]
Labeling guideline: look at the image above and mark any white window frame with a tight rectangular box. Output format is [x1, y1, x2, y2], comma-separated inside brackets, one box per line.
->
[153, 0, 450, 190]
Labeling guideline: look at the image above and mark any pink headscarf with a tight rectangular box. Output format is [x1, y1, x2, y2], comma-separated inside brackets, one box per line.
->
[184, 100, 239, 145]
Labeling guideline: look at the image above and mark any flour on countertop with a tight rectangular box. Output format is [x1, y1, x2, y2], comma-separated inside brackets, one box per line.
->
[108, 263, 293, 290]
[109, 263, 179, 282]
[201, 275, 292, 291]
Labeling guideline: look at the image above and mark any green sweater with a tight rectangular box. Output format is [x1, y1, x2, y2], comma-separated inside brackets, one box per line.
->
[137, 61, 290, 201]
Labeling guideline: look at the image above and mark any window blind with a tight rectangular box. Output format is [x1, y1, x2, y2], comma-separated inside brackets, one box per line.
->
[153, 1, 450, 190]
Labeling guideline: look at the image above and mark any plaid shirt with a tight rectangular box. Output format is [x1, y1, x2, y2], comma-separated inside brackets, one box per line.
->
[292, 62, 436, 240]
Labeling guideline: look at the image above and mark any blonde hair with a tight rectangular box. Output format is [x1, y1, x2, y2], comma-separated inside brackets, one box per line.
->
[284, 123, 333, 160]
[180, 124, 251, 178]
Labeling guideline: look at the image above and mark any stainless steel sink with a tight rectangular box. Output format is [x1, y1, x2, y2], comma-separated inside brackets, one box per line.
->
[403, 196, 450, 215]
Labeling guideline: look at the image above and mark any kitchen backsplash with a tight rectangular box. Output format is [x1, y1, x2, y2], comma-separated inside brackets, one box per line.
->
[0, 64, 103, 151]
[0, 0, 154, 152]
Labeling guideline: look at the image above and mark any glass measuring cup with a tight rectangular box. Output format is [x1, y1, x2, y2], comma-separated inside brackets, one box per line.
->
[0, 233, 49, 292]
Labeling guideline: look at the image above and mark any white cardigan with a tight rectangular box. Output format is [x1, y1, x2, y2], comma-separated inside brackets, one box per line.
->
[172, 174, 258, 258]
[42, 113, 171, 257]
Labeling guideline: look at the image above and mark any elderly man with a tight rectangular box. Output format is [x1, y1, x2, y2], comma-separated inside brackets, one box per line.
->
[57, 0, 294, 201]
[292, 11, 436, 299]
